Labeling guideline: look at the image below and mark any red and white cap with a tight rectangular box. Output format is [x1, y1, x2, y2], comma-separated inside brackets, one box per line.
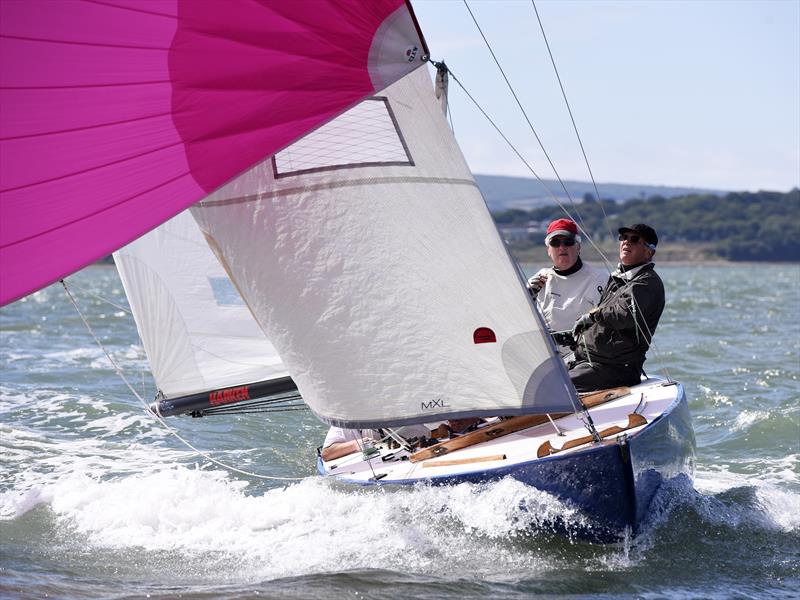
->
[545, 218, 581, 244]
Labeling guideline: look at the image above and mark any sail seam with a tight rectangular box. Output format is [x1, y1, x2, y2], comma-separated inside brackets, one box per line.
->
[0, 111, 175, 142]
[0, 33, 171, 51]
[198, 176, 480, 207]
[0, 80, 173, 91]
[83, 0, 179, 20]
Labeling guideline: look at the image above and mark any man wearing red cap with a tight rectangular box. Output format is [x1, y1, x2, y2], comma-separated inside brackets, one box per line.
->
[528, 218, 607, 360]
[568, 223, 665, 392]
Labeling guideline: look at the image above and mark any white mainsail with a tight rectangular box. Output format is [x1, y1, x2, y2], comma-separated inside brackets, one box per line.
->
[113, 211, 289, 399]
[192, 67, 577, 427]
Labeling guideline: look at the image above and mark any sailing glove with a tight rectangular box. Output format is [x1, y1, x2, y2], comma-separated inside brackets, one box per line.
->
[572, 308, 599, 339]
[528, 274, 547, 296]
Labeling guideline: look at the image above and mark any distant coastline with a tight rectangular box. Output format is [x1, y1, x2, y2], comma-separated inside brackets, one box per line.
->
[94, 185, 798, 266]
[510, 241, 733, 265]
[493, 188, 800, 263]
[95, 243, 798, 268]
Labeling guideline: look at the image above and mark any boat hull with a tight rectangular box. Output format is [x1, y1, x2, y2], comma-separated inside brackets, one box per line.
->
[626, 383, 695, 529]
[318, 381, 695, 542]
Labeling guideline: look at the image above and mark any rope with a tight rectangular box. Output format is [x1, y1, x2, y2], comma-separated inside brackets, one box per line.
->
[58, 278, 133, 314]
[530, 0, 615, 244]
[524, 2, 670, 377]
[321, 430, 383, 479]
[61, 278, 306, 482]
[436, 59, 615, 275]
[462, 0, 586, 228]
[621, 280, 672, 383]
[451, 3, 672, 382]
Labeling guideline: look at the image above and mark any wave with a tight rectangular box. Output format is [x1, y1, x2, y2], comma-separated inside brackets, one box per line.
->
[1, 453, 797, 584]
[1, 468, 585, 582]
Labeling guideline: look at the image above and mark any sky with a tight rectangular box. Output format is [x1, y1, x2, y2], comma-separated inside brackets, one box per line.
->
[411, 0, 800, 192]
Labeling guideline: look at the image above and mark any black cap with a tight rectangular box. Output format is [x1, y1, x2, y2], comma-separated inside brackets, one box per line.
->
[618, 224, 658, 247]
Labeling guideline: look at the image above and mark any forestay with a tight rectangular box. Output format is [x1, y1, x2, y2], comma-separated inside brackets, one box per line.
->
[114, 211, 288, 399]
[192, 67, 577, 428]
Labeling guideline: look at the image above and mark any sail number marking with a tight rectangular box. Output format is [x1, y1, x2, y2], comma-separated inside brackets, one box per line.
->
[421, 397, 450, 411]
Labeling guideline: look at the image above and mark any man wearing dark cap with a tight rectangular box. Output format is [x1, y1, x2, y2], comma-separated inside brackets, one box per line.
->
[568, 223, 664, 392]
[528, 218, 607, 360]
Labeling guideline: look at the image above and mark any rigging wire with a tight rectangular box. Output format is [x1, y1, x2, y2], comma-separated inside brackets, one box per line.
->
[429, 61, 600, 424]
[56, 278, 133, 314]
[430, 68, 601, 429]
[431, 71, 615, 275]
[530, 0, 616, 244]
[462, 0, 587, 231]
[198, 402, 307, 416]
[453, 3, 671, 382]
[521, 7, 670, 380]
[61, 279, 306, 482]
[431, 58, 592, 424]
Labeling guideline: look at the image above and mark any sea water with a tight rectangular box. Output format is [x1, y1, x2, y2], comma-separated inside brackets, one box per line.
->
[1, 264, 798, 599]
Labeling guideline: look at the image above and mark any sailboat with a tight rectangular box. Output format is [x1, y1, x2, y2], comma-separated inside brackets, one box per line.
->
[120, 62, 694, 542]
[0, 0, 694, 542]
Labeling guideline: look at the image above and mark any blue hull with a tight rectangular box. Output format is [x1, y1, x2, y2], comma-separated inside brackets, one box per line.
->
[319, 384, 695, 543]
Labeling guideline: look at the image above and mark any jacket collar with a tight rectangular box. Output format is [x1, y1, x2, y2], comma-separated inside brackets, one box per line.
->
[612, 261, 654, 281]
[553, 256, 583, 276]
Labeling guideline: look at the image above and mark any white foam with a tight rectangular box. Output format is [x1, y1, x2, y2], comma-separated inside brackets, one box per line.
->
[43, 347, 104, 364]
[81, 413, 154, 437]
[695, 385, 732, 407]
[694, 460, 800, 532]
[0, 386, 33, 410]
[731, 409, 770, 431]
[755, 485, 800, 531]
[1, 464, 583, 581]
[1, 486, 32, 520]
[3, 352, 37, 363]
[0, 423, 185, 520]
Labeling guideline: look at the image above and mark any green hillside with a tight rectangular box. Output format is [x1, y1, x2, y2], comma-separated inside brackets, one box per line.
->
[493, 189, 800, 262]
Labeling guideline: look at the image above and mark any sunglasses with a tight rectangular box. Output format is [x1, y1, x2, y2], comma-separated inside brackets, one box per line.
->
[618, 234, 642, 244]
[548, 238, 576, 248]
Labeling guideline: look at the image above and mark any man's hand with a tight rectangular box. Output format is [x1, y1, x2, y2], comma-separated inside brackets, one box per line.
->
[528, 274, 547, 296]
[572, 309, 597, 339]
[551, 330, 576, 348]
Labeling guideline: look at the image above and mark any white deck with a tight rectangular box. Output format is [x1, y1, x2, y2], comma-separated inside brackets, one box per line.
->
[321, 378, 680, 484]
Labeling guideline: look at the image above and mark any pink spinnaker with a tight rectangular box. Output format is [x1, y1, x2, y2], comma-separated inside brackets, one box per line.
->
[0, 0, 427, 306]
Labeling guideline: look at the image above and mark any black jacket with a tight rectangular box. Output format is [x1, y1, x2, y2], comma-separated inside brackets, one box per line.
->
[574, 262, 664, 370]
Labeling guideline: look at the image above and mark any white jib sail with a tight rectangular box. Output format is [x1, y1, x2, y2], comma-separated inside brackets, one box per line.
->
[191, 67, 577, 427]
[113, 210, 289, 399]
